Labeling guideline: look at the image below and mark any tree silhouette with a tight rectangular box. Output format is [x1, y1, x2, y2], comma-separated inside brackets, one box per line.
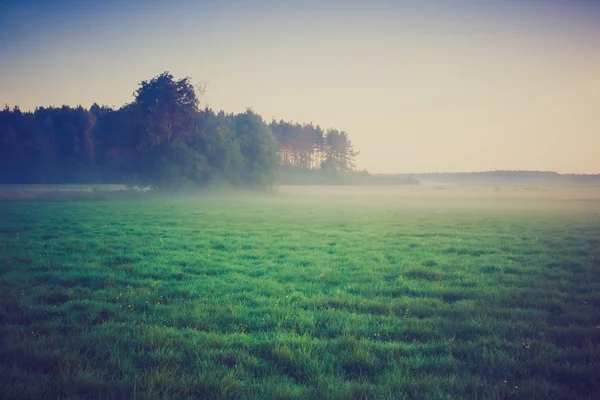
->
[0, 71, 366, 187]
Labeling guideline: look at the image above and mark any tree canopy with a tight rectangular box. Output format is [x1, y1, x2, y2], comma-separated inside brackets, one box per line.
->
[0, 71, 362, 188]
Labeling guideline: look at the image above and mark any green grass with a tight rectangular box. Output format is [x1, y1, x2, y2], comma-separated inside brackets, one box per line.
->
[1, 187, 600, 399]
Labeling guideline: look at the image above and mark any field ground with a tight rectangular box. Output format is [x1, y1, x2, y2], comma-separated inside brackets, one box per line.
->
[1, 185, 599, 399]
[0, 184, 130, 201]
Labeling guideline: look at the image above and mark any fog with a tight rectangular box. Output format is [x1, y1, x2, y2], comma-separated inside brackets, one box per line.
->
[3, 4, 600, 398]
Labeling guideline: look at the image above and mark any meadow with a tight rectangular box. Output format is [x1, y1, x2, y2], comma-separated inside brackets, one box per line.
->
[1, 185, 599, 399]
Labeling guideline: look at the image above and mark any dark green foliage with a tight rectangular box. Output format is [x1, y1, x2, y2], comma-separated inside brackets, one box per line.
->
[235, 110, 280, 187]
[3, 72, 362, 189]
[0, 105, 96, 183]
[133, 72, 198, 149]
[2, 71, 423, 188]
[137, 141, 210, 189]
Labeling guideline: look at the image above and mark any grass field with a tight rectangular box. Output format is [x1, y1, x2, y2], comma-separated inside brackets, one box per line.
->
[1, 186, 599, 399]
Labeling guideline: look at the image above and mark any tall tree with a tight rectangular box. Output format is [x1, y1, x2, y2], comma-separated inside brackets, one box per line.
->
[132, 71, 198, 149]
[234, 109, 279, 186]
[0, 71, 362, 187]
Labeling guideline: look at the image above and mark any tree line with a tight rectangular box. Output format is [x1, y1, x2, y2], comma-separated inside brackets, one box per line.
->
[0, 72, 362, 188]
[410, 171, 600, 185]
[271, 120, 358, 172]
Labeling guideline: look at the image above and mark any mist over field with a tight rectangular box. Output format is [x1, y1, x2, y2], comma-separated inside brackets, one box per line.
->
[2, 185, 600, 399]
[1, 0, 600, 399]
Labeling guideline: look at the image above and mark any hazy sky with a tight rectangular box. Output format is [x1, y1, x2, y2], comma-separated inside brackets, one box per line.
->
[1, 0, 599, 173]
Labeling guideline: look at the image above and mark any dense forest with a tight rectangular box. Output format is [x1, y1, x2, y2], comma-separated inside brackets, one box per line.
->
[0, 72, 379, 189]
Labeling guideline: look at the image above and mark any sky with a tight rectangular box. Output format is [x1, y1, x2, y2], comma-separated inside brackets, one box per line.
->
[1, 0, 599, 174]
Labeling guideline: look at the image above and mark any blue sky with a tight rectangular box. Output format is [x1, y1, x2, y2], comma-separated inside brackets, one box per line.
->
[1, 0, 599, 173]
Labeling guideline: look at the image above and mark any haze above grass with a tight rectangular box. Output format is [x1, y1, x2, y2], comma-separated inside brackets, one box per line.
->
[1, 186, 599, 399]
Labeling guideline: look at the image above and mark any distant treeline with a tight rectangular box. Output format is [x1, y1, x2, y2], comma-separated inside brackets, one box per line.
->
[0, 71, 393, 189]
[277, 167, 419, 186]
[406, 171, 600, 185]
